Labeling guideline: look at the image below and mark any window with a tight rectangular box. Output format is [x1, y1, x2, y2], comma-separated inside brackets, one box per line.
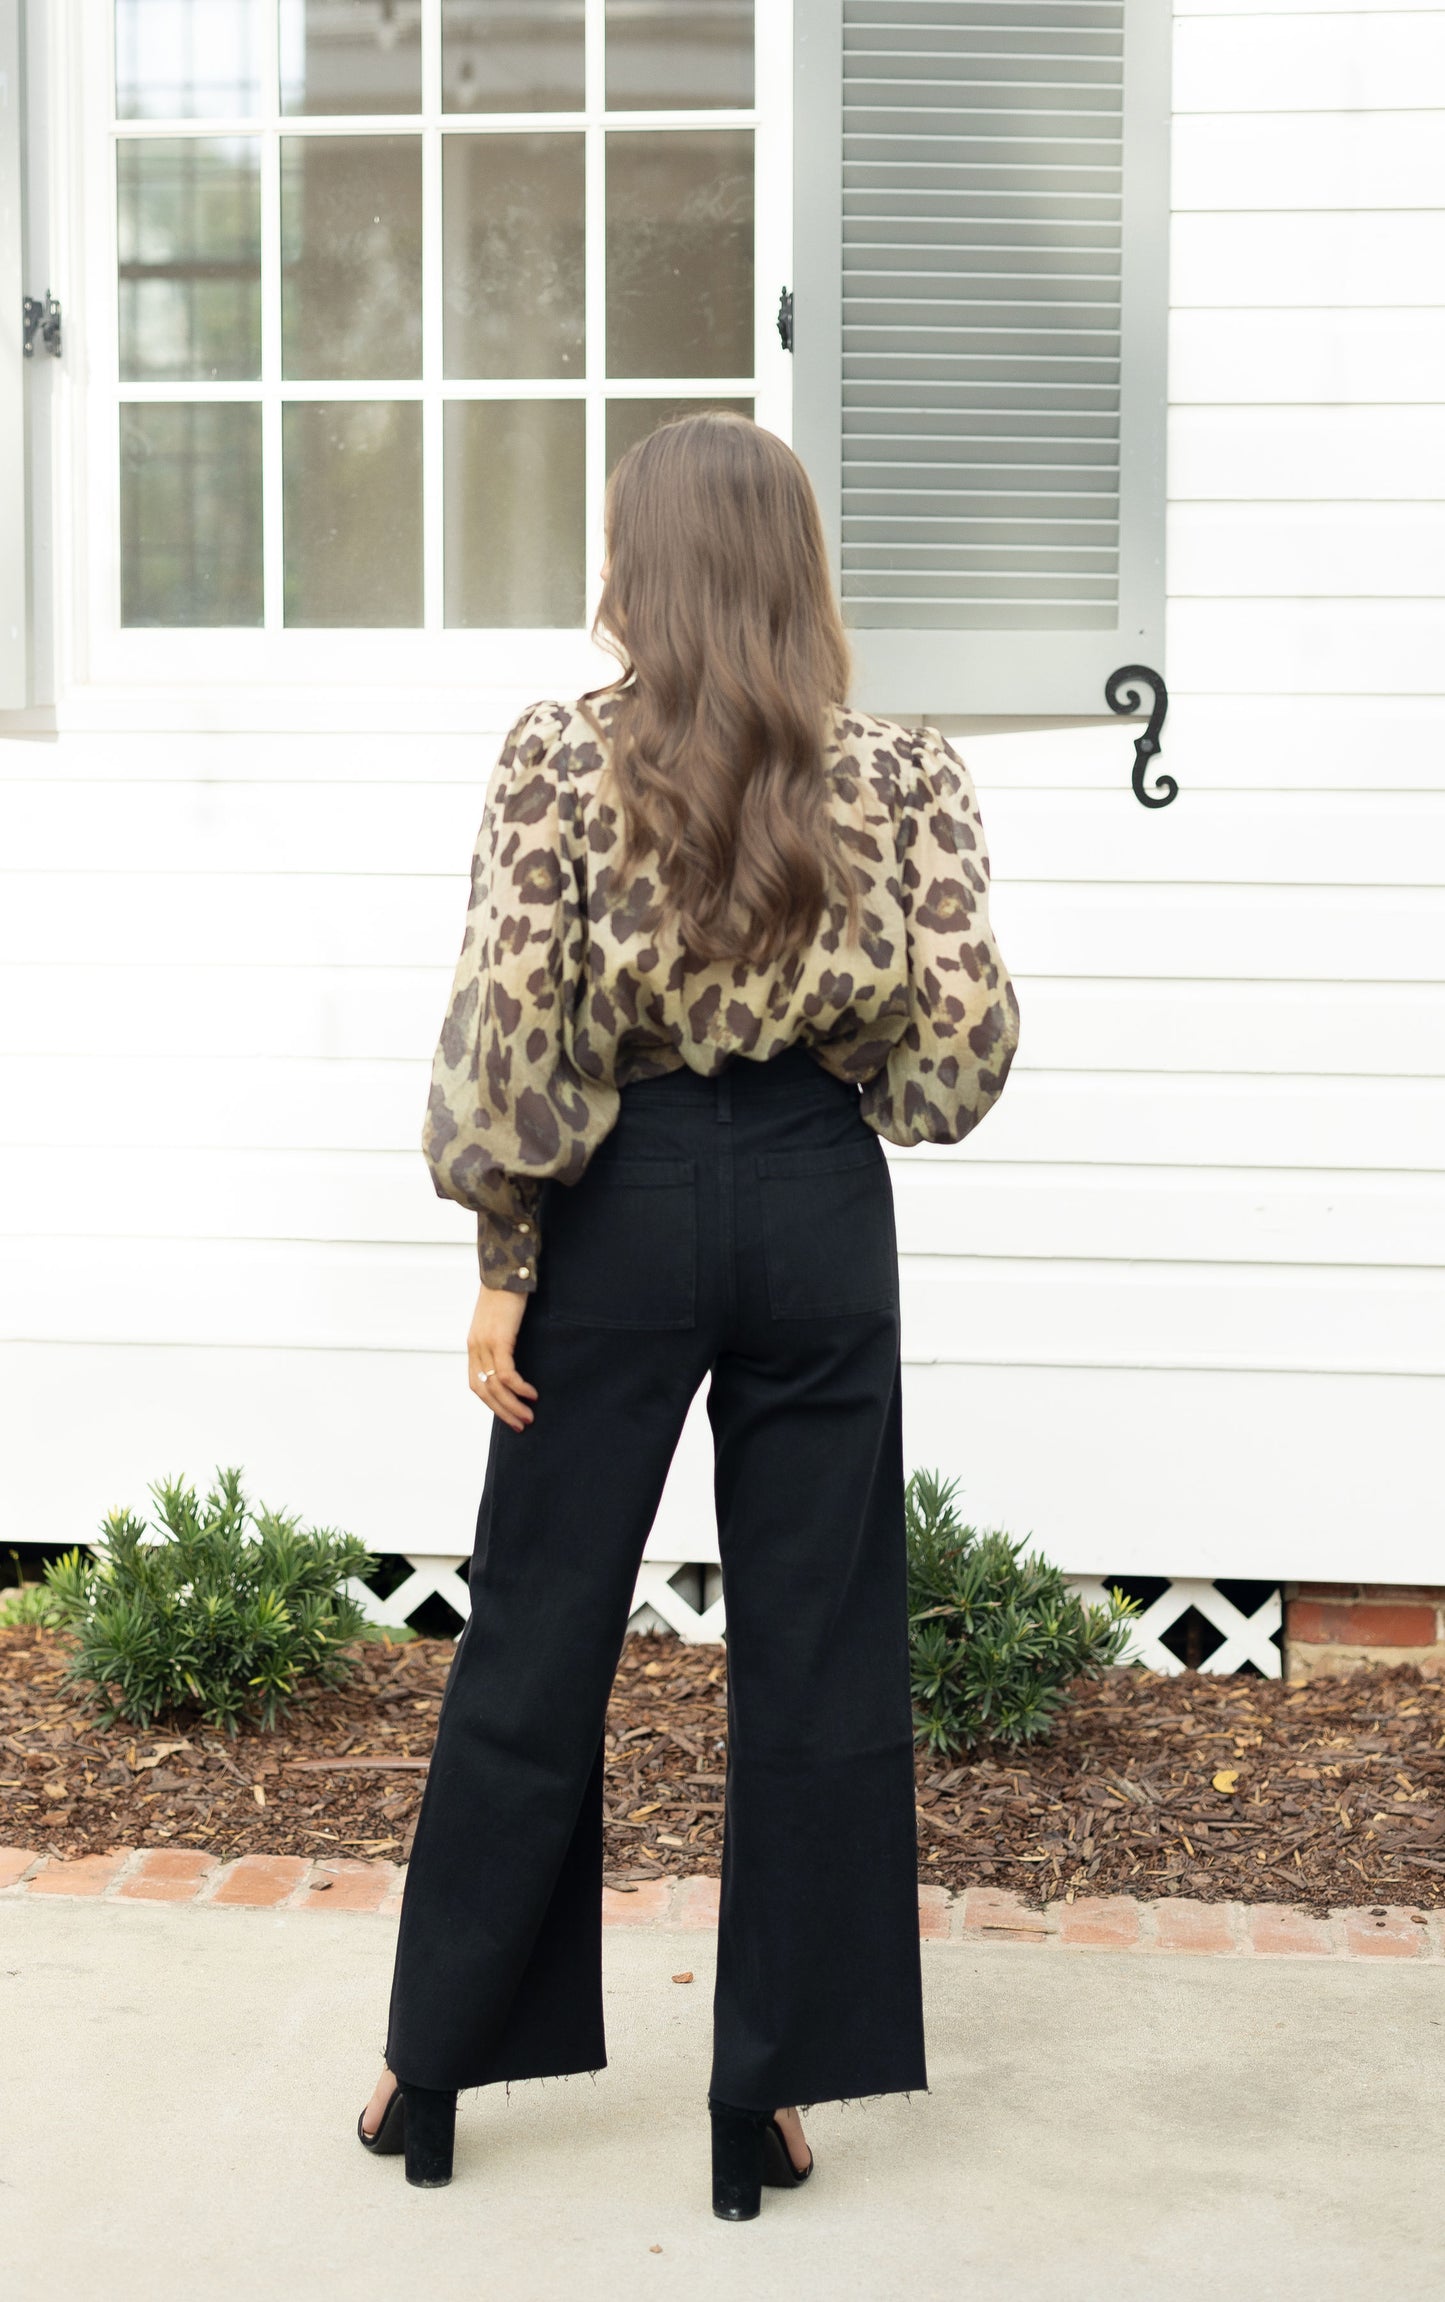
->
[79, 0, 789, 685]
[794, 0, 1170, 716]
[18, 0, 1169, 712]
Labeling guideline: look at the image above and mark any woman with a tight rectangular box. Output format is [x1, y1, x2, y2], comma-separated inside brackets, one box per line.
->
[356, 411, 1019, 2216]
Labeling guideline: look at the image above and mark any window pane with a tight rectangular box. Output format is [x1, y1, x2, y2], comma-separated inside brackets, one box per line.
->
[445, 401, 584, 626]
[442, 1, 584, 113]
[281, 136, 422, 379]
[443, 136, 584, 381]
[605, 397, 752, 472]
[283, 402, 422, 625]
[121, 402, 262, 624]
[118, 138, 260, 382]
[279, 0, 422, 116]
[605, 1, 753, 111]
[606, 131, 753, 379]
[116, 0, 263, 120]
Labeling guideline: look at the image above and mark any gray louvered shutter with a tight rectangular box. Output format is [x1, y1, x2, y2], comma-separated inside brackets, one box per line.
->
[793, 0, 1170, 716]
[0, 0, 26, 707]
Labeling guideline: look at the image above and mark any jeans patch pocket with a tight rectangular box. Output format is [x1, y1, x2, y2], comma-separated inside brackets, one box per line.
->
[540, 1157, 697, 1331]
[756, 1141, 899, 1320]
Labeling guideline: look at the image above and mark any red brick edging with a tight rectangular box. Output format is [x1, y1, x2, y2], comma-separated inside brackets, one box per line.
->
[1, 1847, 1439, 1959]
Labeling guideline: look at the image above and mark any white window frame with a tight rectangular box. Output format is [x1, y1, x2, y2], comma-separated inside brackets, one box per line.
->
[44, 0, 793, 723]
[0, 0, 25, 709]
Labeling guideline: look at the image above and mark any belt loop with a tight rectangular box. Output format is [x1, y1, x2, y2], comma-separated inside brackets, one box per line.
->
[717, 1063, 733, 1124]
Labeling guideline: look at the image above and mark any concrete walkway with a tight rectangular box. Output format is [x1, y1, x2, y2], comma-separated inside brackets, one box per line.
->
[4, 1898, 1443, 2302]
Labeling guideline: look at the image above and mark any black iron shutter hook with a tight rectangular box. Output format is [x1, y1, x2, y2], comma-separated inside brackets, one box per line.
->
[1106, 664, 1176, 808]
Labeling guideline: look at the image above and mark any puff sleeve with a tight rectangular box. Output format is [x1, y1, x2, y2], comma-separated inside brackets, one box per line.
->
[421, 704, 611, 1293]
[860, 724, 1020, 1146]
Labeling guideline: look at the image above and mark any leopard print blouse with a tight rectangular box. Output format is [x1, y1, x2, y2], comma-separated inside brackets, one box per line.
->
[424, 692, 1021, 1292]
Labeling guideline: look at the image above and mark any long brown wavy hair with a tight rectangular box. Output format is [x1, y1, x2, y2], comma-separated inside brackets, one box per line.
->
[586, 410, 857, 968]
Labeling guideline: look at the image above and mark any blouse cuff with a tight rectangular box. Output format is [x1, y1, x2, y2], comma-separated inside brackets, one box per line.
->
[477, 1209, 540, 1295]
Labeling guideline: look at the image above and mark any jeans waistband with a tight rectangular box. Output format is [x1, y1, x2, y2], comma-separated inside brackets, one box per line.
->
[622, 1043, 855, 1116]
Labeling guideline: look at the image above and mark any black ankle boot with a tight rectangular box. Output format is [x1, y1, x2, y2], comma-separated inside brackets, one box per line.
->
[399, 2081, 456, 2187]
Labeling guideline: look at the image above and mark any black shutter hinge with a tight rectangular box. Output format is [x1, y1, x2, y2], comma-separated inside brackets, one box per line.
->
[1105, 664, 1176, 809]
[23, 292, 62, 359]
[776, 286, 793, 353]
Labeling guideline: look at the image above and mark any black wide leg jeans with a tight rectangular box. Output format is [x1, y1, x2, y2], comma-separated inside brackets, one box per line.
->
[384, 1043, 927, 2113]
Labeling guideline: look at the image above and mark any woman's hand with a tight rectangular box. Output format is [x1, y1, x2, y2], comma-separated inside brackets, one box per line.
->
[467, 1283, 538, 1432]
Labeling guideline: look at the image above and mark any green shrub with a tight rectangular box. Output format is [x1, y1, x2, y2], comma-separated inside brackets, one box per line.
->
[42, 1467, 376, 1735]
[0, 1566, 57, 1629]
[907, 1470, 1136, 1757]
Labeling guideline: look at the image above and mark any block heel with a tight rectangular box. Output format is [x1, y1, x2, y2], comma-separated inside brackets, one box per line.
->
[709, 2097, 766, 2221]
[709, 2097, 813, 2220]
[400, 2082, 456, 2187]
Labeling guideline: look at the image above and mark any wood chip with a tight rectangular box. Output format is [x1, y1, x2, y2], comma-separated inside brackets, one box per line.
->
[3, 1627, 1443, 1913]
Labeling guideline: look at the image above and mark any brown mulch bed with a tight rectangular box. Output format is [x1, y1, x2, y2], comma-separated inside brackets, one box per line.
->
[4, 1626, 1444, 1912]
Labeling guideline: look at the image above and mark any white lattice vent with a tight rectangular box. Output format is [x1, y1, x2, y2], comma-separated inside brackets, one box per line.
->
[1068, 1577, 1283, 1678]
[346, 1554, 472, 1637]
[628, 1562, 726, 1643]
[349, 1556, 727, 1644]
[349, 1559, 1282, 1674]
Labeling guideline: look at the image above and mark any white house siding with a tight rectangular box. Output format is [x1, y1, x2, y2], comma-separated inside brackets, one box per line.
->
[1, 0, 1442, 1600]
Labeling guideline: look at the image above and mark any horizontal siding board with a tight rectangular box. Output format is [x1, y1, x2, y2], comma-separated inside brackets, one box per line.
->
[0, 729, 515, 785]
[3, 1057, 1440, 1168]
[1165, 601, 1445, 699]
[0, 782, 485, 876]
[892, 1166, 1445, 1266]
[1006, 980, 1445, 1075]
[902, 1261, 1445, 1377]
[4, 874, 1440, 976]
[7, 785, 1445, 885]
[1174, 13, 1445, 110]
[902, 1361, 1444, 1584]
[1168, 505, 1445, 600]
[913, 1075, 1445, 1171]
[982, 793, 1445, 888]
[1172, 113, 1445, 207]
[5, 1236, 1441, 1375]
[1171, 214, 1445, 310]
[4, 969, 1439, 1079]
[3, 1340, 1432, 1584]
[0, 875, 464, 968]
[1176, 0, 1445, 16]
[0, 1055, 434, 1151]
[0, 963, 447, 1058]
[1171, 309, 1445, 402]
[0, 1149, 470, 1249]
[7, 1148, 1444, 1268]
[1169, 407, 1445, 502]
[984, 885, 1445, 979]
